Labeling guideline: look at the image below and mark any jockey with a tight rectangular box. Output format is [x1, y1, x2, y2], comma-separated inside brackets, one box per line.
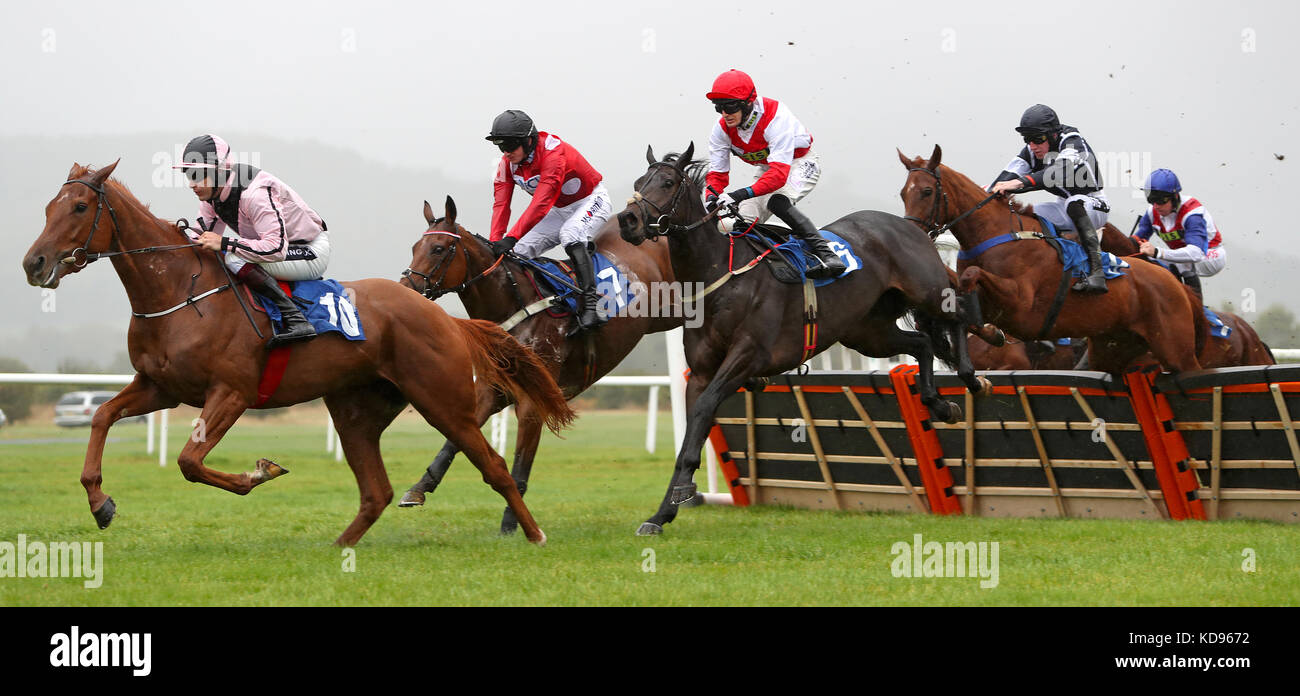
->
[989, 104, 1110, 293]
[1133, 168, 1225, 296]
[174, 134, 329, 347]
[486, 110, 612, 333]
[703, 69, 846, 280]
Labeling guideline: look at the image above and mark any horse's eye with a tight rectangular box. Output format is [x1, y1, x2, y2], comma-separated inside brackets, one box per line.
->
[430, 245, 444, 255]
[75, 202, 88, 212]
[921, 188, 933, 198]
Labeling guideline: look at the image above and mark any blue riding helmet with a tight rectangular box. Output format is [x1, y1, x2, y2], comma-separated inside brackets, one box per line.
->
[1143, 168, 1182, 194]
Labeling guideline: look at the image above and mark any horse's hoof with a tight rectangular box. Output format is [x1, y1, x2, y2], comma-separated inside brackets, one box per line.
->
[670, 483, 698, 506]
[943, 401, 963, 424]
[984, 326, 1006, 347]
[975, 376, 993, 395]
[252, 458, 290, 484]
[636, 522, 664, 536]
[530, 530, 547, 547]
[92, 497, 116, 530]
[397, 488, 426, 508]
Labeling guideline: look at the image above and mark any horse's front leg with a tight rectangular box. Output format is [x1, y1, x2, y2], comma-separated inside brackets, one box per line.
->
[960, 266, 1028, 342]
[637, 346, 757, 535]
[174, 384, 284, 494]
[81, 374, 179, 529]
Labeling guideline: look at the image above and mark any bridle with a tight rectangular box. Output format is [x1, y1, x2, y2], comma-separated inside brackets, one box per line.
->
[903, 166, 998, 240]
[628, 162, 715, 239]
[59, 178, 200, 267]
[402, 225, 508, 300]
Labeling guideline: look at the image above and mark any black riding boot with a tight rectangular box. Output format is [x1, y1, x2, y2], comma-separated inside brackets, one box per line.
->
[768, 195, 846, 280]
[1181, 271, 1203, 298]
[238, 264, 317, 347]
[565, 241, 607, 333]
[1068, 201, 1108, 294]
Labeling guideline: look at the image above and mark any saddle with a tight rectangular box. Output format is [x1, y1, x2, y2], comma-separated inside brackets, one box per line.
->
[733, 222, 809, 284]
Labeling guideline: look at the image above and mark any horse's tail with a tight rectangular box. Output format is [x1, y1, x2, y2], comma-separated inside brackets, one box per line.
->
[454, 318, 576, 434]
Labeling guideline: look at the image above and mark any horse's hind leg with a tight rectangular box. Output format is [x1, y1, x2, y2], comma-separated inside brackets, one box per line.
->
[844, 321, 960, 423]
[499, 398, 545, 535]
[398, 385, 508, 508]
[401, 377, 546, 544]
[324, 382, 407, 546]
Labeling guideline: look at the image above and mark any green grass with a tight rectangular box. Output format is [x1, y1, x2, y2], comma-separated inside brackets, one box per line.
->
[1, 408, 1297, 606]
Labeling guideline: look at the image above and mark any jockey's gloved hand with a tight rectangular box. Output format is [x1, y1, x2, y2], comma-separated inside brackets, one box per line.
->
[715, 188, 752, 215]
[491, 236, 518, 257]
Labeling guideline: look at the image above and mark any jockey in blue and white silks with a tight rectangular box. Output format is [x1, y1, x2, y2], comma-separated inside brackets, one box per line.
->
[1132, 168, 1225, 297]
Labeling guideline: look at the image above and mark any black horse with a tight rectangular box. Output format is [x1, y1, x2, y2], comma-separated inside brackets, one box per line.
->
[617, 143, 986, 535]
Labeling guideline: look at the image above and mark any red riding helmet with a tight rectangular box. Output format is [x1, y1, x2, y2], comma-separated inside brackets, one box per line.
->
[706, 69, 757, 102]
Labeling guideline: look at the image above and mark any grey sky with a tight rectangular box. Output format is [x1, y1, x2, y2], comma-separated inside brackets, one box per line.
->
[3, 0, 1297, 368]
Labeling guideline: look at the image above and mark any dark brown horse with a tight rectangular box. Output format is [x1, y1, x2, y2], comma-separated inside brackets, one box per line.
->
[396, 195, 680, 532]
[617, 144, 986, 535]
[899, 146, 1203, 376]
[22, 162, 574, 546]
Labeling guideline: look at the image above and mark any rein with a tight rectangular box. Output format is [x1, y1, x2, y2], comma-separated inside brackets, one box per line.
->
[402, 227, 507, 300]
[59, 178, 245, 323]
[903, 167, 998, 239]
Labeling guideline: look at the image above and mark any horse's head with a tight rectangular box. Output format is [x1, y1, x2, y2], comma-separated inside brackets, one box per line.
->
[617, 142, 706, 246]
[401, 196, 479, 299]
[897, 145, 954, 235]
[24, 161, 121, 288]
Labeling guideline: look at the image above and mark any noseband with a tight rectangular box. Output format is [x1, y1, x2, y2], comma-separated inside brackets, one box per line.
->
[628, 162, 714, 239]
[402, 227, 506, 300]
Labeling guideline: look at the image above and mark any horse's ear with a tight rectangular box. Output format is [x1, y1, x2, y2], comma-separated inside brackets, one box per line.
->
[926, 145, 943, 172]
[67, 162, 83, 180]
[89, 159, 120, 186]
[676, 142, 695, 170]
[423, 200, 436, 225]
[646, 145, 656, 166]
[444, 195, 457, 224]
[897, 148, 914, 168]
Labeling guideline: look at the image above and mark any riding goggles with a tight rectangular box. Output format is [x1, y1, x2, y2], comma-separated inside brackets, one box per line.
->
[491, 137, 526, 153]
[712, 99, 747, 114]
[1146, 192, 1175, 205]
[1022, 133, 1050, 145]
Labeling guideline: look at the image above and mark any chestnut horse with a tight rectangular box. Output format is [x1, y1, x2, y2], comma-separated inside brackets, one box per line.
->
[22, 162, 574, 546]
[396, 195, 680, 533]
[898, 146, 1203, 375]
[1098, 231, 1274, 367]
[618, 144, 986, 535]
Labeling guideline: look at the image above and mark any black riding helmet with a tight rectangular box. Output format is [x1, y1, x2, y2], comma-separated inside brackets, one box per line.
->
[1015, 104, 1061, 140]
[486, 110, 539, 156]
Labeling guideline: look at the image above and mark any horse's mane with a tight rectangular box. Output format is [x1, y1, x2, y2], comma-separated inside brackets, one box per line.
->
[68, 164, 154, 213]
[661, 153, 709, 191]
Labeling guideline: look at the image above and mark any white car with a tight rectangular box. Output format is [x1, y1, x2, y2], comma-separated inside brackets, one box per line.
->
[53, 391, 143, 427]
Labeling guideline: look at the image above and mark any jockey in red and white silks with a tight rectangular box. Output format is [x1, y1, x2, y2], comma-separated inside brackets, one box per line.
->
[703, 69, 844, 279]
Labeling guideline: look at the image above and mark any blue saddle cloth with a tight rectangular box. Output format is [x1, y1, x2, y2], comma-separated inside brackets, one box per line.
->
[256, 279, 366, 340]
[771, 230, 864, 287]
[1038, 217, 1130, 281]
[519, 252, 631, 315]
[1204, 306, 1232, 339]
